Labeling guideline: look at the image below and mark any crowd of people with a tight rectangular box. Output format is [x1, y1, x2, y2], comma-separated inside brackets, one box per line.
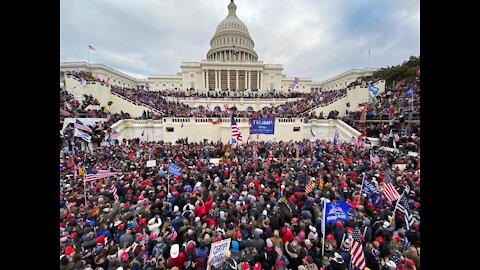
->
[60, 137, 420, 270]
[158, 90, 307, 99]
[340, 79, 421, 153]
[109, 85, 348, 119]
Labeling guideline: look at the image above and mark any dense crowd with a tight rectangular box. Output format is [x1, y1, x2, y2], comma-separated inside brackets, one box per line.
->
[158, 90, 307, 99]
[340, 79, 421, 153]
[110, 86, 348, 119]
[60, 138, 420, 270]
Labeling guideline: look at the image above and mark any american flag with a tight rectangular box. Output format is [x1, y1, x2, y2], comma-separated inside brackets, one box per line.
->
[74, 119, 93, 133]
[350, 227, 366, 270]
[169, 224, 177, 240]
[110, 129, 120, 139]
[85, 168, 117, 182]
[305, 181, 313, 194]
[110, 185, 119, 202]
[395, 193, 415, 230]
[88, 45, 96, 50]
[383, 171, 401, 202]
[370, 152, 380, 164]
[232, 45, 240, 53]
[224, 104, 229, 112]
[230, 114, 243, 142]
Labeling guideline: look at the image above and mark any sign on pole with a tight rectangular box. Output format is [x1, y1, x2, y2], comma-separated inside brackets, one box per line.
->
[208, 238, 231, 268]
[146, 160, 156, 168]
[250, 118, 275, 134]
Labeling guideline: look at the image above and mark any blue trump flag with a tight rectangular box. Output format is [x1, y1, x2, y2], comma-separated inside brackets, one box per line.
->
[362, 180, 383, 208]
[168, 162, 182, 176]
[324, 200, 352, 224]
[368, 83, 380, 97]
[406, 87, 414, 98]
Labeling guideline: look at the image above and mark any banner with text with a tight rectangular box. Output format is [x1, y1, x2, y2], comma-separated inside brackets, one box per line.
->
[250, 118, 275, 134]
[208, 238, 231, 268]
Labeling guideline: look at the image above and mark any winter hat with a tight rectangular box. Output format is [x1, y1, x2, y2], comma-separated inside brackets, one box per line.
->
[232, 241, 239, 251]
[95, 234, 106, 244]
[65, 246, 74, 256]
[386, 260, 397, 268]
[404, 258, 415, 267]
[266, 238, 273, 248]
[253, 262, 261, 270]
[375, 236, 385, 244]
[121, 251, 129, 262]
[242, 262, 250, 269]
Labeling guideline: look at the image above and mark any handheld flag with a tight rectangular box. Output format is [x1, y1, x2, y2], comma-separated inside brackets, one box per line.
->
[109, 129, 120, 139]
[230, 114, 243, 142]
[168, 162, 182, 176]
[324, 201, 352, 224]
[395, 193, 415, 230]
[368, 83, 380, 97]
[383, 171, 401, 202]
[406, 87, 414, 98]
[350, 227, 366, 269]
[85, 168, 117, 182]
[74, 119, 93, 133]
[74, 128, 91, 142]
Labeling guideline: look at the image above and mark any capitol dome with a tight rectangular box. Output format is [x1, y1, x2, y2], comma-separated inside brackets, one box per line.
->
[206, 0, 258, 62]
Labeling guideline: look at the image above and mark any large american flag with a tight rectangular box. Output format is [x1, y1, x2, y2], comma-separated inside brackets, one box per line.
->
[230, 114, 243, 142]
[395, 193, 415, 230]
[383, 171, 401, 202]
[350, 227, 366, 270]
[85, 168, 117, 182]
[74, 119, 93, 133]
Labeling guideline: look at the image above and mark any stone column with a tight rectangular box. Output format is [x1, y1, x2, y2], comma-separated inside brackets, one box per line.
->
[214, 69, 218, 90]
[259, 71, 263, 91]
[256, 71, 259, 90]
[227, 70, 230, 90]
[248, 70, 251, 90]
[206, 70, 209, 91]
[202, 70, 205, 91]
[236, 70, 239, 90]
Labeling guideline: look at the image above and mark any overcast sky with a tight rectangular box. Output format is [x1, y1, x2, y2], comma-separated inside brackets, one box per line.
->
[60, 0, 419, 82]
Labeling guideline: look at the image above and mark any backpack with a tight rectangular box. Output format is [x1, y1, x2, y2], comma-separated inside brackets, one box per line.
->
[240, 246, 259, 262]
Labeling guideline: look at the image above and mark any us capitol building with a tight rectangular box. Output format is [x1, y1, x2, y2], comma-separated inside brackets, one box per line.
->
[60, 0, 377, 93]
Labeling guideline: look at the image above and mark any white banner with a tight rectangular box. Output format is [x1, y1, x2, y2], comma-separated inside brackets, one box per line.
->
[146, 160, 156, 168]
[208, 238, 231, 268]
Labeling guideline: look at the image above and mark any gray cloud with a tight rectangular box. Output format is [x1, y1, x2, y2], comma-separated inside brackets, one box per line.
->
[61, 0, 419, 81]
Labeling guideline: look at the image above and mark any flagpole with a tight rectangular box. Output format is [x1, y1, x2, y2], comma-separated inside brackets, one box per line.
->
[88, 46, 90, 64]
[83, 169, 88, 206]
[367, 49, 370, 68]
[357, 173, 366, 205]
[321, 200, 326, 257]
